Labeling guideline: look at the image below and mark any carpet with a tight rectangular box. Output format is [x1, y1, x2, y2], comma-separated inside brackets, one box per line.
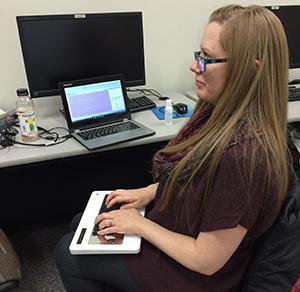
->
[5, 221, 70, 292]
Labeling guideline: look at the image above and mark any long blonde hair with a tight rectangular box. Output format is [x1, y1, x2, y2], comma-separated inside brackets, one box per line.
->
[157, 5, 290, 227]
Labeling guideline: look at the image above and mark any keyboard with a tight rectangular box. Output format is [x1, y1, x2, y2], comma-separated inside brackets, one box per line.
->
[128, 95, 156, 113]
[78, 122, 139, 141]
[92, 194, 122, 235]
[288, 86, 300, 102]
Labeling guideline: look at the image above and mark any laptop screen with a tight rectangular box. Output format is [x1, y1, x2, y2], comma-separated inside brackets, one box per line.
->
[64, 80, 126, 123]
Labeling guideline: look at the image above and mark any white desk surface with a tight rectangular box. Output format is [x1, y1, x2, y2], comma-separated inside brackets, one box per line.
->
[0, 93, 195, 168]
[185, 90, 300, 123]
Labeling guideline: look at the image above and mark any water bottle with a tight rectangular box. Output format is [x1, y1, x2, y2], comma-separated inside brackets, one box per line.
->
[164, 99, 173, 126]
[16, 88, 39, 142]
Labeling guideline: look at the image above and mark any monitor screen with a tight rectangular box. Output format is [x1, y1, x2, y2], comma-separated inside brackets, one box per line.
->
[266, 5, 300, 69]
[16, 12, 146, 98]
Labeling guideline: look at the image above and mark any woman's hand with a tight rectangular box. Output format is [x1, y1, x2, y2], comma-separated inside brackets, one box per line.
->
[105, 183, 158, 209]
[95, 208, 145, 235]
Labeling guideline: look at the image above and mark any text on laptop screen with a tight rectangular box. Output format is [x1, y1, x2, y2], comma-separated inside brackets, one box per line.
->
[64, 80, 126, 123]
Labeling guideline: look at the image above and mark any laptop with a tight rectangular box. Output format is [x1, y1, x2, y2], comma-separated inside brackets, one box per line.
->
[59, 74, 155, 150]
[69, 191, 145, 254]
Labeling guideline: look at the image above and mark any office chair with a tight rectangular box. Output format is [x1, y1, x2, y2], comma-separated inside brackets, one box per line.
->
[0, 229, 21, 291]
[241, 179, 300, 291]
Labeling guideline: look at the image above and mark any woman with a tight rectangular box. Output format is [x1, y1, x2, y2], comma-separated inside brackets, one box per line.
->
[55, 5, 290, 291]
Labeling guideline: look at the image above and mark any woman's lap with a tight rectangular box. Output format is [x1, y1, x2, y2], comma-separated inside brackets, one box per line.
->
[54, 214, 140, 292]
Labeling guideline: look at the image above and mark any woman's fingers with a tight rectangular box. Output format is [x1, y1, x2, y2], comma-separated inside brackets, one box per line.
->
[106, 192, 136, 208]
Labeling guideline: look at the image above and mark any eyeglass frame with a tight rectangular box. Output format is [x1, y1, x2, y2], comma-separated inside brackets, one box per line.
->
[194, 51, 228, 72]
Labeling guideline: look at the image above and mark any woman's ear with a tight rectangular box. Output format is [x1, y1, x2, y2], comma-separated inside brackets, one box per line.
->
[255, 59, 260, 68]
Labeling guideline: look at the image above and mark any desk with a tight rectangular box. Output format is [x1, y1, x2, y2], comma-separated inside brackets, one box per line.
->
[185, 90, 300, 123]
[0, 93, 195, 169]
[1, 93, 195, 227]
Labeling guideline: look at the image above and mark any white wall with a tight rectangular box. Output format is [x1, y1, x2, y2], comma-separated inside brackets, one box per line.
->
[0, 0, 299, 110]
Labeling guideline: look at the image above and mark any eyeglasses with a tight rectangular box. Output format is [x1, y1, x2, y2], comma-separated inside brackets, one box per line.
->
[194, 51, 227, 72]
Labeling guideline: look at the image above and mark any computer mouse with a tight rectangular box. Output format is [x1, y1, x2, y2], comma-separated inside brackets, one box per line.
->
[173, 103, 188, 115]
[289, 79, 300, 85]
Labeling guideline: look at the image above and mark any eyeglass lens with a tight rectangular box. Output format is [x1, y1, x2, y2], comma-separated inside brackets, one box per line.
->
[194, 51, 206, 72]
[199, 59, 205, 72]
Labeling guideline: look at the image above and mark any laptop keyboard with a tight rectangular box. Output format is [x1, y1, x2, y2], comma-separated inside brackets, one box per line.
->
[78, 122, 140, 141]
[128, 95, 156, 113]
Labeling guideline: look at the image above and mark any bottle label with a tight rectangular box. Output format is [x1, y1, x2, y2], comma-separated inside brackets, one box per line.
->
[17, 111, 38, 137]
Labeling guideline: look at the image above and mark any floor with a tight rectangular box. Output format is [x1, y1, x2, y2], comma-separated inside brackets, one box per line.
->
[6, 221, 70, 292]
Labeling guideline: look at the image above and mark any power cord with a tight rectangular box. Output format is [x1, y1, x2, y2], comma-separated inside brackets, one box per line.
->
[38, 125, 59, 141]
[0, 125, 72, 149]
[126, 88, 169, 100]
[0, 127, 18, 148]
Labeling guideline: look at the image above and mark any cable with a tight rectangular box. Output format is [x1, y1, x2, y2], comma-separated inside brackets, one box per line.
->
[158, 106, 185, 117]
[126, 88, 169, 100]
[5, 136, 52, 147]
[6, 136, 70, 147]
[0, 126, 18, 148]
[37, 125, 70, 142]
[0, 125, 72, 149]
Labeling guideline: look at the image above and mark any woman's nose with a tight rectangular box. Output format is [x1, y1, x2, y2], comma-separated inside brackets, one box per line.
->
[190, 60, 200, 73]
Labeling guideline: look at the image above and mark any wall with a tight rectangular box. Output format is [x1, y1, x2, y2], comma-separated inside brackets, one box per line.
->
[0, 0, 299, 110]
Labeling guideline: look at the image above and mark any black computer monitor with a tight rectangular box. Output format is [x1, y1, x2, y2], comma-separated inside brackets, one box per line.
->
[266, 5, 300, 69]
[16, 12, 146, 98]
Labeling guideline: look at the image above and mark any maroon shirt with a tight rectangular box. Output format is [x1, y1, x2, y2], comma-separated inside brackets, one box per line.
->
[124, 110, 279, 291]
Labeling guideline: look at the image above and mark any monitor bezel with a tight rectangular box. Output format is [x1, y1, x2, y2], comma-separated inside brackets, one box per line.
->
[266, 5, 300, 69]
[16, 12, 146, 98]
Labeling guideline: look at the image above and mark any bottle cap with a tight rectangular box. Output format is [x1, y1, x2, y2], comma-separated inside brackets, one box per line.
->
[16, 88, 29, 96]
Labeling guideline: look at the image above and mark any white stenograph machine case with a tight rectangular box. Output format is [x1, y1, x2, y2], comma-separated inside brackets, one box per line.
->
[69, 191, 145, 254]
